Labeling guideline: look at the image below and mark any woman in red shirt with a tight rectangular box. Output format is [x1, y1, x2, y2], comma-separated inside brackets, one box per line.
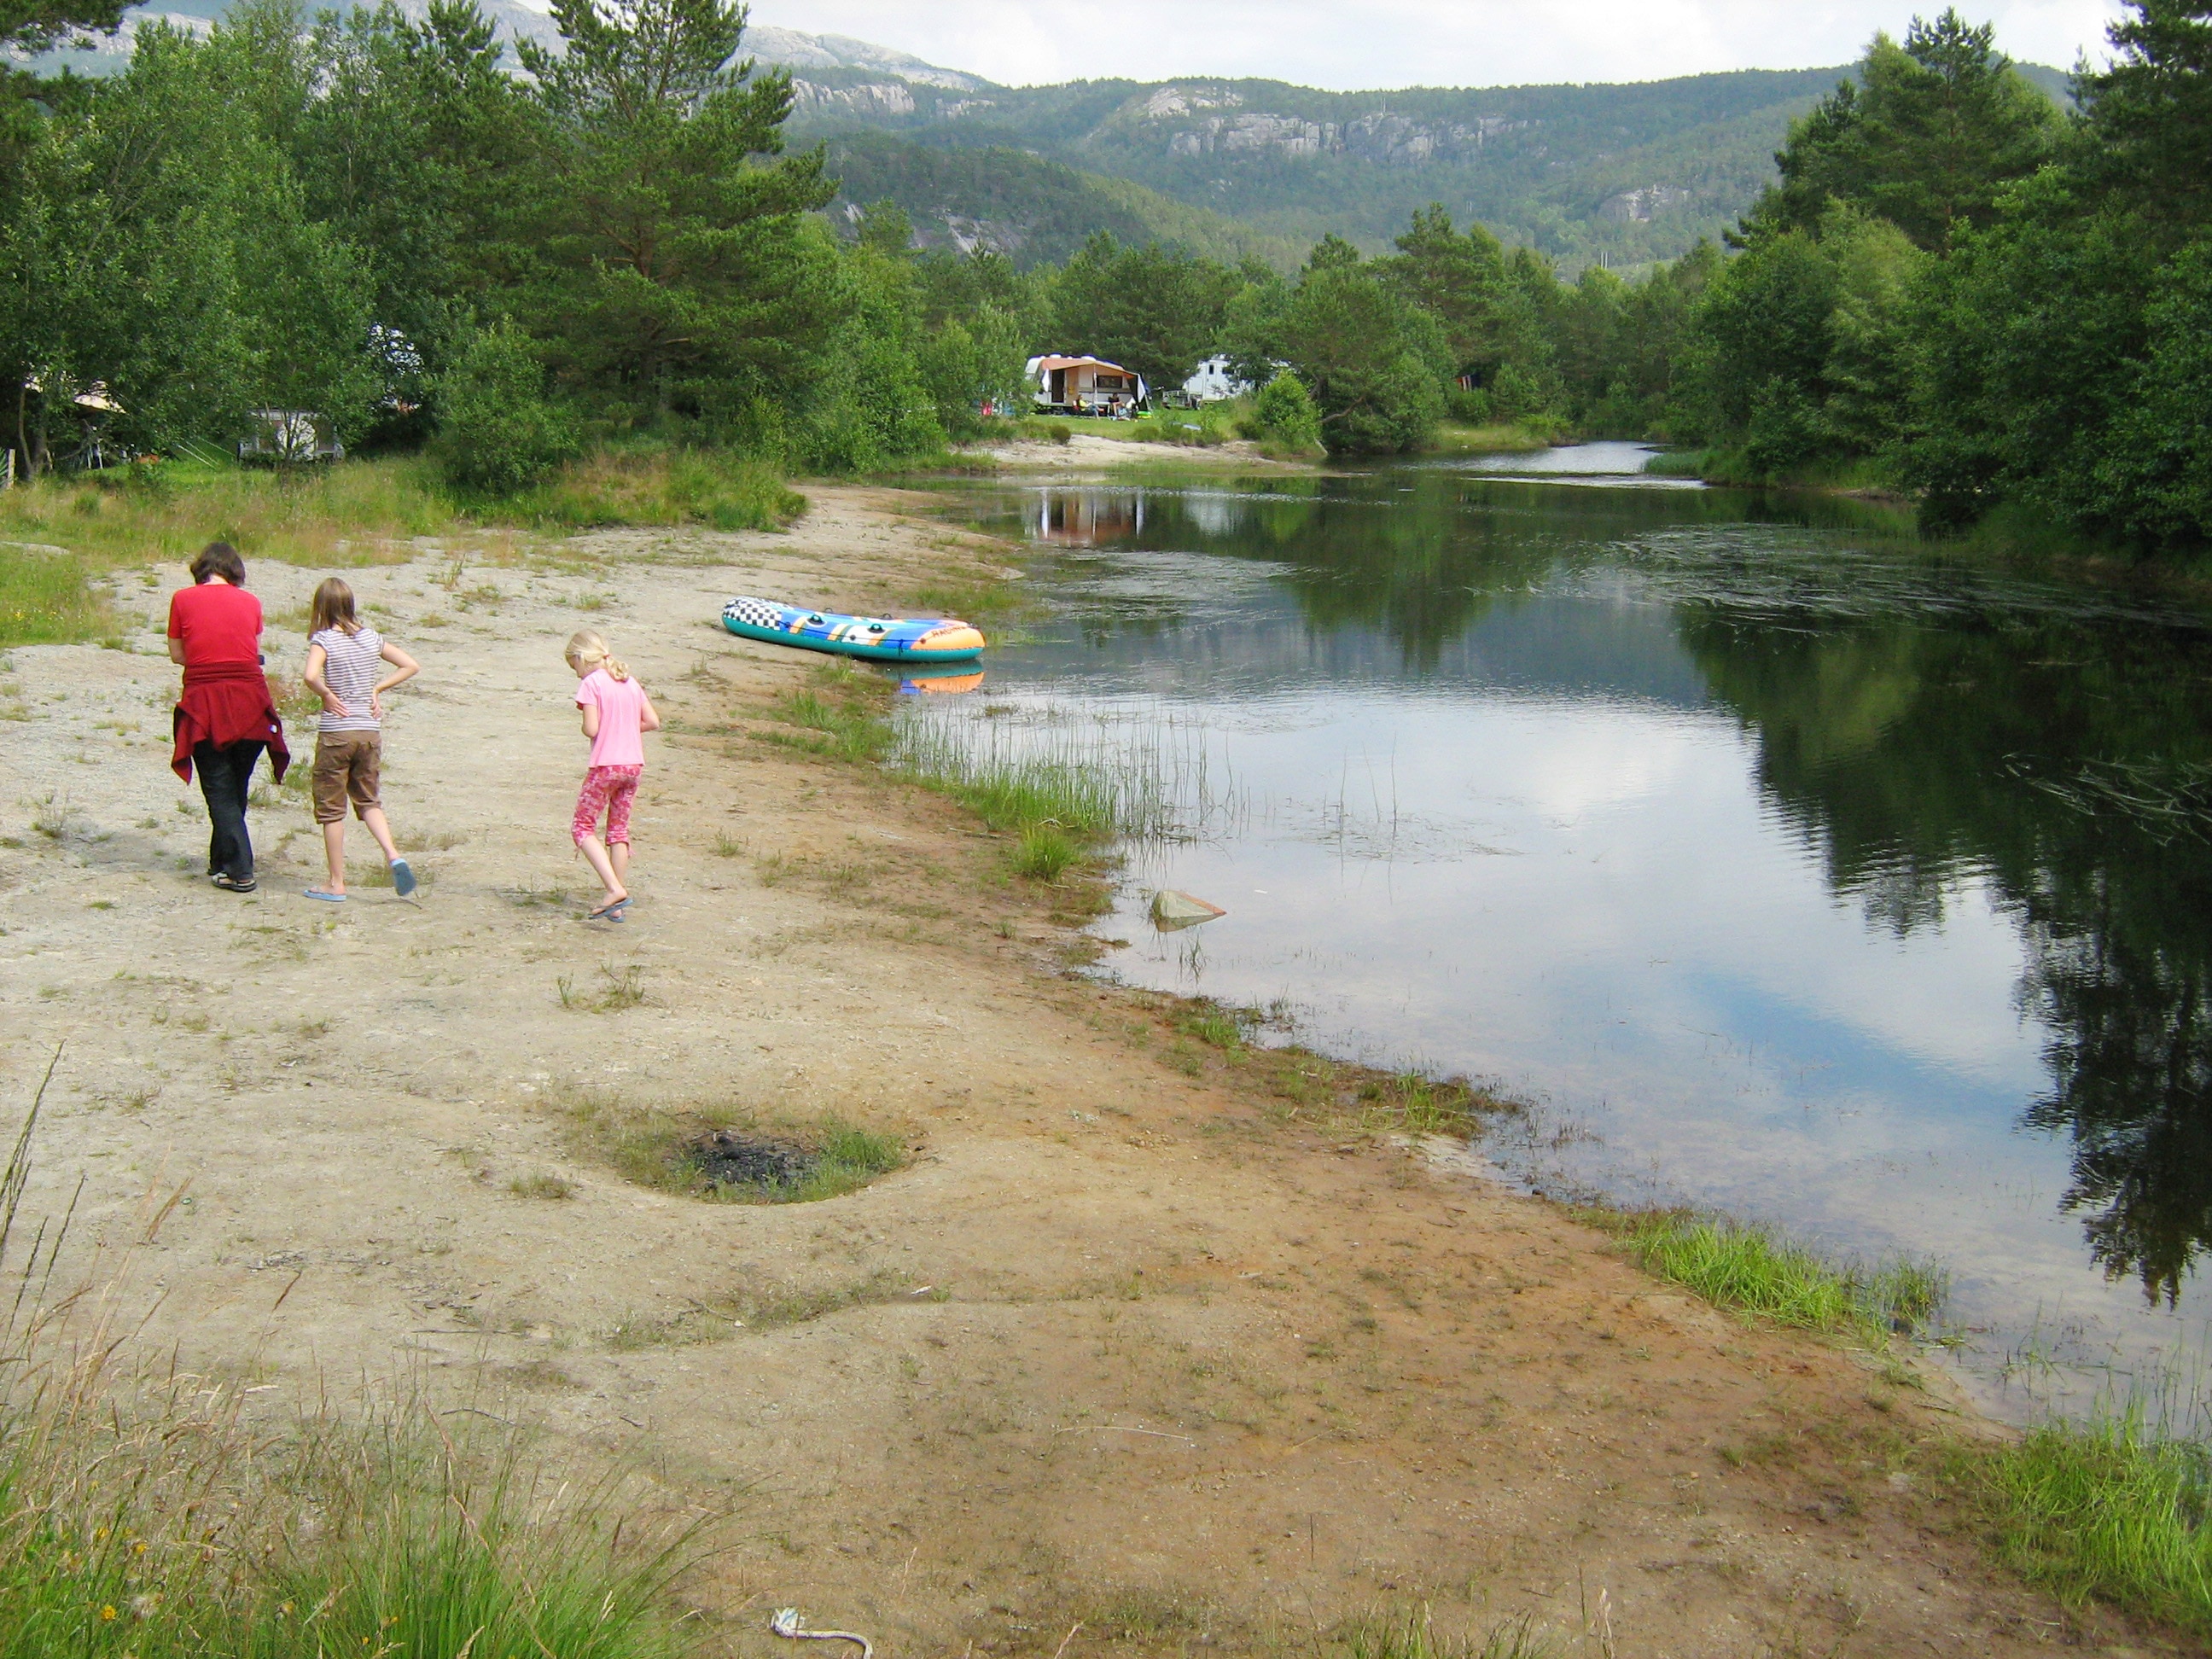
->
[167, 542, 288, 892]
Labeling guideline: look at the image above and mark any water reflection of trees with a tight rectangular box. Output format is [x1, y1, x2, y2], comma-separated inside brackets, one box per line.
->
[1682, 608, 2212, 1301]
[1018, 476, 1827, 666]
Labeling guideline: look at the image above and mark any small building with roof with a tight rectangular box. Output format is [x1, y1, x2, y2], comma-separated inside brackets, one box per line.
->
[1027, 355, 1146, 416]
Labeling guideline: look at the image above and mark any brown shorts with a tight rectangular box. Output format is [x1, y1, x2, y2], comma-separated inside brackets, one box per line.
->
[312, 731, 382, 823]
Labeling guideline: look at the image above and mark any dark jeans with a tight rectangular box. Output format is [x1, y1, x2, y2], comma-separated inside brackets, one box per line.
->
[194, 739, 264, 882]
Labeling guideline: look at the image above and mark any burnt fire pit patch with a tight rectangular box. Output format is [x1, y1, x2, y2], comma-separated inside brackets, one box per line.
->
[685, 1131, 817, 1190]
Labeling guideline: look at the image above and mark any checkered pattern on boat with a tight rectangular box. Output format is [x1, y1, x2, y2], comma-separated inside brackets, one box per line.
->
[723, 597, 791, 631]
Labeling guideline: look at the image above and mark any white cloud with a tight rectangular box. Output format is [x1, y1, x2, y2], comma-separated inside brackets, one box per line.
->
[745, 0, 2128, 90]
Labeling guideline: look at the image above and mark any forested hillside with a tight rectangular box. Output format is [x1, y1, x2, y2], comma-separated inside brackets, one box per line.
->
[24, 3, 2067, 271]
[785, 64, 1853, 267]
[3, 0, 2202, 561]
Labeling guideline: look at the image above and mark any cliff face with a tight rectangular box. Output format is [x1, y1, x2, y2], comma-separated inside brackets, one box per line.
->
[773, 61, 1874, 266]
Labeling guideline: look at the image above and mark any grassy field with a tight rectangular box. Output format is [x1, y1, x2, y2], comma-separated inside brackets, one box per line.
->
[0, 448, 806, 647]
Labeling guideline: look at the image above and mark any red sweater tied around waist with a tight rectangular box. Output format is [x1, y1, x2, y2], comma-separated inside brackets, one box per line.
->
[172, 662, 290, 784]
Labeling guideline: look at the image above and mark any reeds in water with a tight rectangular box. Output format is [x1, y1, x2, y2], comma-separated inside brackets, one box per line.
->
[889, 700, 1239, 845]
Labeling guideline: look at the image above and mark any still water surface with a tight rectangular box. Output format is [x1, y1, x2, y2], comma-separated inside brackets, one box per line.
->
[914, 448, 2212, 1421]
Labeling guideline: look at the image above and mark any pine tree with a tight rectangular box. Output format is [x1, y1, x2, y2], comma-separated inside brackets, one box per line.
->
[517, 0, 839, 419]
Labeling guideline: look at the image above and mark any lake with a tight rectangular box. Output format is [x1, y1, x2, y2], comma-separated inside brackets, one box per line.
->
[911, 446, 2212, 1423]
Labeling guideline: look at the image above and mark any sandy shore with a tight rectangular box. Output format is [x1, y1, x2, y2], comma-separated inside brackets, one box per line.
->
[0, 486, 2129, 1655]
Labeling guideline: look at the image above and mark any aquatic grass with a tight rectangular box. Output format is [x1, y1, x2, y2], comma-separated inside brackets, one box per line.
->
[888, 707, 1210, 843]
[2005, 753, 2212, 845]
[1968, 1413, 2212, 1635]
[905, 569, 1034, 633]
[761, 686, 894, 762]
[1361, 1070, 1497, 1137]
[1173, 999, 1254, 1051]
[1598, 1209, 1947, 1342]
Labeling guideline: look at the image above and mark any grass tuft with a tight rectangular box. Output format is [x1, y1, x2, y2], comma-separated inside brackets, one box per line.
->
[1598, 1209, 1947, 1342]
[1010, 822, 1080, 883]
[1972, 1414, 2212, 1635]
[1338, 1605, 1560, 1659]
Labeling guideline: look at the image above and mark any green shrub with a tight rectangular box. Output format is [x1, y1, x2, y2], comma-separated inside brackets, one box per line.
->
[1249, 370, 1324, 453]
[432, 321, 580, 498]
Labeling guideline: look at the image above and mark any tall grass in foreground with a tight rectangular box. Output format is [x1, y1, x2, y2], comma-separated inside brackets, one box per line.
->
[0, 1060, 711, 1659]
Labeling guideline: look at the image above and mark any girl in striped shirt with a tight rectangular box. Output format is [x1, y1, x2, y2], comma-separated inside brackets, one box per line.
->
[302, 578, 421, 901]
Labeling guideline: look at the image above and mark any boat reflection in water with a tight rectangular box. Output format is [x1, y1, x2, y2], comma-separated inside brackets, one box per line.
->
[892, 665, 986, 696]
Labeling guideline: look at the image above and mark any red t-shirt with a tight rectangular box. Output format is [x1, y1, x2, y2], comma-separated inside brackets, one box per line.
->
[167, 582, 263, 669]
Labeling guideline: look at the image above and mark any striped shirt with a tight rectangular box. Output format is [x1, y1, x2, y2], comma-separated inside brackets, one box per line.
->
[311, 626, 385, 732]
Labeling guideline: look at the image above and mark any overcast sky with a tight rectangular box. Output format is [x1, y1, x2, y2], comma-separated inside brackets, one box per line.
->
[744, 0, 2128, 90]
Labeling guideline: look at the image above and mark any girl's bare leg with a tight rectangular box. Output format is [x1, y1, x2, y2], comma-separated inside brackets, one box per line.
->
[359, 805, 402, 866]
[577, 832, 628, 903]
[320, 821, 347, 893]
[610, 841, 630, 886]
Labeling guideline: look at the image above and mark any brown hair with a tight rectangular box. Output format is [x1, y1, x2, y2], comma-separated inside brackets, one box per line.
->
[190, 541, 245, 586]
[564, 630, 630, 682]
[311, 577, 361, 636]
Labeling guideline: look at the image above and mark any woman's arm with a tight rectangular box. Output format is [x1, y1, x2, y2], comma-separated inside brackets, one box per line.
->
[303, 642, 349, 719]
[370, 642, 420, 719]
[167, 639, 187, 666]
[638, 690, 662, 733]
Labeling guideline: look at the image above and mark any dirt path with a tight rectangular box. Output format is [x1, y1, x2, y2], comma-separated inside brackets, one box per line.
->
[0, 487, 2145, 1656]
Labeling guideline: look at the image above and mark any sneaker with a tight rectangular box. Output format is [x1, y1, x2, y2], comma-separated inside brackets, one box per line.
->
[389, 859, 417, 899]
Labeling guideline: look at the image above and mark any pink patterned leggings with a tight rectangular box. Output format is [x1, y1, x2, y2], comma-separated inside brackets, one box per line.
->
[573, 765, 642, 846]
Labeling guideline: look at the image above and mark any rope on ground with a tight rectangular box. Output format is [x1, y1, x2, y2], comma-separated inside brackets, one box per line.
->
[771, 1607, 874, 1659]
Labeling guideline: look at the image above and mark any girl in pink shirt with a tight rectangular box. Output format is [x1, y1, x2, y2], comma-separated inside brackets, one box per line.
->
[565, 631, 660, 921]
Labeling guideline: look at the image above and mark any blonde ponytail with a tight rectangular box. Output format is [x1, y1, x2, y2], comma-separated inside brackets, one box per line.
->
[564, 630, 630, 682]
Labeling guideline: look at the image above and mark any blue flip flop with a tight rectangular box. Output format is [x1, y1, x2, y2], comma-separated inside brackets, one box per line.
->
[389, 859, 417, 899]
[304, 888, 346, 903]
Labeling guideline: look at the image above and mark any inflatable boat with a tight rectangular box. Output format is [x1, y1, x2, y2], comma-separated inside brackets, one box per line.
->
[721, 597, 986, 663]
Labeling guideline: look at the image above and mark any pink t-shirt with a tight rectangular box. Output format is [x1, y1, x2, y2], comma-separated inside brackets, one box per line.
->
[575, 669, 648, 768]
